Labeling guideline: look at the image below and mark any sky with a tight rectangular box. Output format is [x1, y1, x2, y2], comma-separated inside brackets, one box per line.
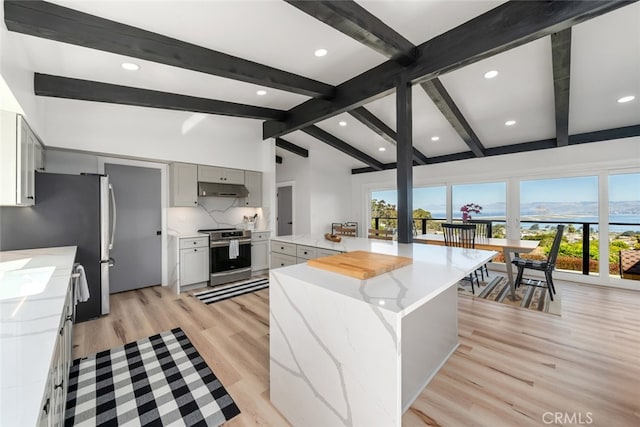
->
[372, 173, 640, 211]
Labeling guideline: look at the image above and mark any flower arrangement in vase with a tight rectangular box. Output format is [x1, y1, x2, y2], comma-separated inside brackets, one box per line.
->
[460, 203, 482, 222]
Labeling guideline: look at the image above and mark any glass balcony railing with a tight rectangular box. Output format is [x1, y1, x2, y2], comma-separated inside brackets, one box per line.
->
[371, 217, 640, 279]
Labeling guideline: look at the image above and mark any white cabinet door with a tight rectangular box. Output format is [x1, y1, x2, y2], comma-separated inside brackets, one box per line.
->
[170, 163, 198, 207]
[252, 240, 269, 271]
[180, 247, 209, 285]
[1, 113, 39, 206]
[197, 165, 244, 184]
[224, 168, 245, 185]
[243, 171, 262, 207]
[18, 117, 35, 206]
[197, 165, 224, 182]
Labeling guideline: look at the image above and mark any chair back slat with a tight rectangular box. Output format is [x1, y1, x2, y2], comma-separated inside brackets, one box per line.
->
[546, 225, 565, 269]
[442, 223, 476, 249]
[465, 219, 492, 238]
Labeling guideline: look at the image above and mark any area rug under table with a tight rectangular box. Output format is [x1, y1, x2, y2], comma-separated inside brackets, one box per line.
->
[457, 274, 561, 316]
[65, 328, 240, 426]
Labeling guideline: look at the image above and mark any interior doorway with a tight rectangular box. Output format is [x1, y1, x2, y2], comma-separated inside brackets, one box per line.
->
[105, 163, 162, 293]
[277, 183, 294, 236]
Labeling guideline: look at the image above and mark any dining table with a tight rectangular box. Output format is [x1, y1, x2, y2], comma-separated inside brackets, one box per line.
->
[414, 233, 540, 300]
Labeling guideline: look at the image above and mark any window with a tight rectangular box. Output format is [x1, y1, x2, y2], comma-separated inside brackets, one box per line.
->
[451, 182, 506, 237]
[371, 186, 446, 234]
[520, 176, 598, 275]
[608, 173, 640, 278]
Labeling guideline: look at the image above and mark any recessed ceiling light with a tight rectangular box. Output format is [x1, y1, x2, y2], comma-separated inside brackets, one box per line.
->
[314, 48, 328, 57]
[617, 95, 635, 103]
[256, 90, 267, 96]
[121, 62, 139, 71]
[339, 121, 347, 127]
[431, 136, 440, 141]
[505, 120, 516, 126]
[378, 147, 386, 152]
[484, 70, 498, 79]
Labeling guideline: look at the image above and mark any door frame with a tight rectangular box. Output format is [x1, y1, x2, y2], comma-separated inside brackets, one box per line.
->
[97, 157, 169, 287]
[276, 181, 295, 236]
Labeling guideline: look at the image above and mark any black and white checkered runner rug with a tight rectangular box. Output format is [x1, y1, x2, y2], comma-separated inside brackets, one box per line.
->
[194, 278, 268, 305]
[65, 328, 240, 426]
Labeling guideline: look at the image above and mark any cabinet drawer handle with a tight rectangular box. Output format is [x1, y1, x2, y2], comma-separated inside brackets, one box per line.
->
[280, 263, 284, 266]
[194, 248, 197, 252]
[54, 380, 64, 390]
[65, 315, 73, 322]
[43, 397, 50, 415]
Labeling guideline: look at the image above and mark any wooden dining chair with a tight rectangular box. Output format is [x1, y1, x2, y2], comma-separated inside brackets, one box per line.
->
[512, 225, 565, 301]
[332, 222, 358, 237]
[466, 219, 493, 279]
[368, 228, 393, 240]
[442, 223, 479, 293]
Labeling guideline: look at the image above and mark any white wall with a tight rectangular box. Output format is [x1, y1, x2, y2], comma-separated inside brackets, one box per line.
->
[276, 142, 354, 235]
[0, 5, 44, 134]
[276, 152, 311, 234]
[40, 97, 271, 172]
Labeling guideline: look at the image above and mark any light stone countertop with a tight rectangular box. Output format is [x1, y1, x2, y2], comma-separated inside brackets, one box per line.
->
[270, 235, 497, 316]
[167, 231, 210, 239]
[0, 246, 77, 427]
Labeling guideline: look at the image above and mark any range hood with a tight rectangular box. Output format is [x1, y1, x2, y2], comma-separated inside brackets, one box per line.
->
[198, 182, 249, 198]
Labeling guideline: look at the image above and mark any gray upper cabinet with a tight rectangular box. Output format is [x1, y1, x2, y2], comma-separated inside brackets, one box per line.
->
[243, 171, 262, 207]
[170, 162, 198, 207]
[198, 165, 244, 185]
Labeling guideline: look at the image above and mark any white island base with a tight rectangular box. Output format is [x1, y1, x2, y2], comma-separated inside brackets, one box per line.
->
[269, 242, 496, 427]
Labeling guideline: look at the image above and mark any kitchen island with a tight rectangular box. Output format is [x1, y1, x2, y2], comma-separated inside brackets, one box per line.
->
[0, 246, 77, 426]
[269, 236, 496, 426]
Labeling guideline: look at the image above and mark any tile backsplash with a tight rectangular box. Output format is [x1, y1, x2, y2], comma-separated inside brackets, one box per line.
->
[168, 197, 269, 233]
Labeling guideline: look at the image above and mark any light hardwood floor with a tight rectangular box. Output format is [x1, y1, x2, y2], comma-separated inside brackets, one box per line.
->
[73, 281, 640, 426]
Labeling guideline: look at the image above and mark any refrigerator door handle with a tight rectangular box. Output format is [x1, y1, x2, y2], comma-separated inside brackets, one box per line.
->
[109, 183, 117, 250]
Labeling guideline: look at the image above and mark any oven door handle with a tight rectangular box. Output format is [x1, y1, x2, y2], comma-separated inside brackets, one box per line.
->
[210, 238, 252, 248]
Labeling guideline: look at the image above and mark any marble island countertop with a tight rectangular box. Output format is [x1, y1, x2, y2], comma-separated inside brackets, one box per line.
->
[270, 235, 497, 316]
[0, 246, 77, 427]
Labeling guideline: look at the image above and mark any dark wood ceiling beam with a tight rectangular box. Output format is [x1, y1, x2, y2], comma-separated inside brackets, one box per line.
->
[569, 124, 640, 145]
[284, 0, 415, 65]
[275, 138, 309, 158]
[351, 123, 640, 174]
[396, 79, 413, 243]
[5, 0, 334, 98]
[265, 0, 635, 139]
[301, 126, 384, 171]
[348, 107, 429, 165]
[551, 28, 572, 147]
[34, 74, 286, 120]
[419, 78, 485, 157]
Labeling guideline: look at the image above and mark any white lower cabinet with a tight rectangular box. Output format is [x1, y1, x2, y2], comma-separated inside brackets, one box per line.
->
[179, 237, 209, 286]
[270, 241, 343, 268]
[39, 282, 73, 427]
[251, 231, 270, 272]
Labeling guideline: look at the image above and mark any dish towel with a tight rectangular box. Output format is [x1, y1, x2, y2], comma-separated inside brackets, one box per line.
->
[229, 239, 240, 259]
[74, 264, 90, 304]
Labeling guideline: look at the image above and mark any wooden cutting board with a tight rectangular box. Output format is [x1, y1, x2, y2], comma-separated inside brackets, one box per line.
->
[307, 250, 413, 279]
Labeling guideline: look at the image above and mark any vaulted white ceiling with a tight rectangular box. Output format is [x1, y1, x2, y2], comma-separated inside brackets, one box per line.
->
[4, 0, 640, 170]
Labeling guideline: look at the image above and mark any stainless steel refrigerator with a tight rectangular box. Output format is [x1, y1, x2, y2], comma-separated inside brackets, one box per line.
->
[0, 171, 116, 321]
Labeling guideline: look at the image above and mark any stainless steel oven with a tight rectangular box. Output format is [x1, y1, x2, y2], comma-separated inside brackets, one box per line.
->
[198, 228, 252, 286]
